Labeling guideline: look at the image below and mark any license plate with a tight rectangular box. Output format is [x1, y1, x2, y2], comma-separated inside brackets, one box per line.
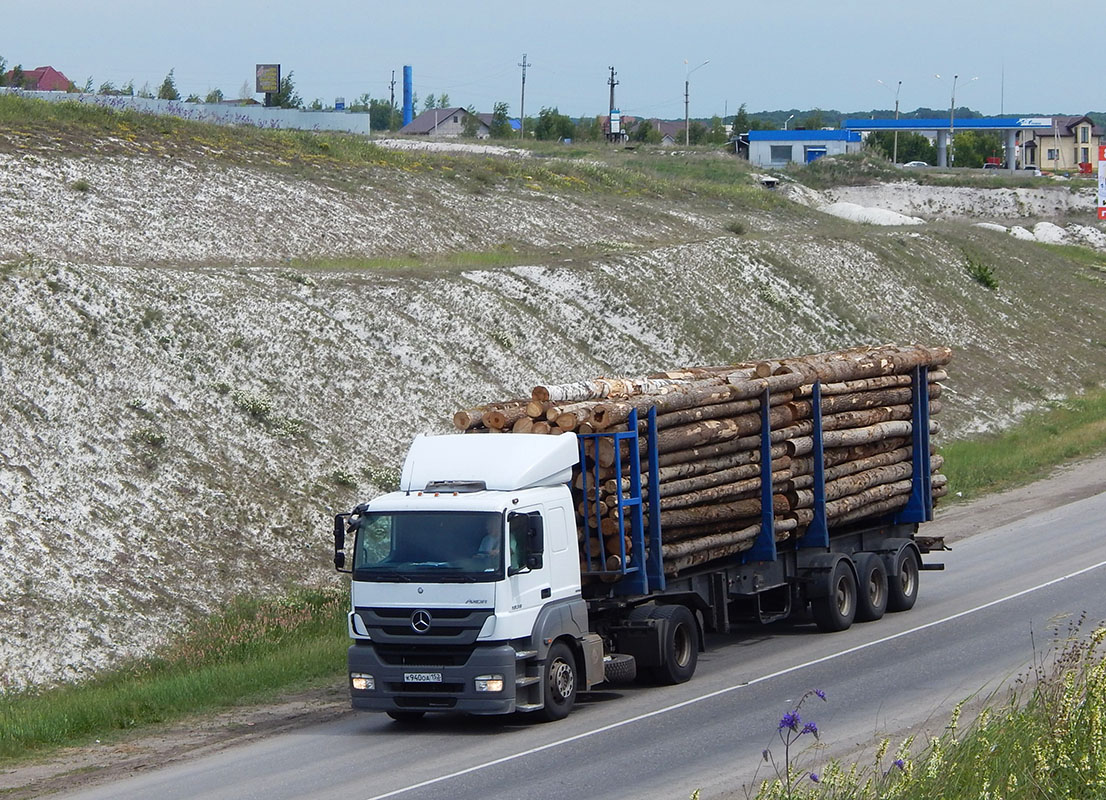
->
[404, 672, 442, 683]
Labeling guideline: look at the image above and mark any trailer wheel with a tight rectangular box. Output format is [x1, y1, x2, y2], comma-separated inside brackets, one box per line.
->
[538, 641, 577, 721]
[648, 604, 699, 684]
[887, 547, 920, 612]
[603, 653, 638, 684]
[812, 558, 857, 632]
[386, 711, 425, 722]
[854, 553, 888, 622]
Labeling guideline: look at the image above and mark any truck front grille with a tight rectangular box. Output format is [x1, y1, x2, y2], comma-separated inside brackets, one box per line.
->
[354, 606, 493, 645]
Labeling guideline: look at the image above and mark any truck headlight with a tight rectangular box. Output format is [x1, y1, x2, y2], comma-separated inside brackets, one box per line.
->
[351, 673, 375, 691]
[474, 674, 504, 693]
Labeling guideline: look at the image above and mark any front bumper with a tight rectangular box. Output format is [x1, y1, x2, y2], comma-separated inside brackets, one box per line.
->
[348, 642, 519, 715]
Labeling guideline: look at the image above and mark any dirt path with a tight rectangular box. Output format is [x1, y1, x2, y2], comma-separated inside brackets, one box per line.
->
[2, 453, 1103, 799]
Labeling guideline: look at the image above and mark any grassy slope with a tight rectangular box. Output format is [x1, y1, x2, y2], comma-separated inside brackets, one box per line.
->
[2, 95, 1106, 772]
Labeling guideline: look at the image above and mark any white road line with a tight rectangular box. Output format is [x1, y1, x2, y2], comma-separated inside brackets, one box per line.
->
[364, 557, 1106, 800]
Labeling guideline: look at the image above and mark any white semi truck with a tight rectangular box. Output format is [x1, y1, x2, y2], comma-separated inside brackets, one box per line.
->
[333, 378, 942, 721]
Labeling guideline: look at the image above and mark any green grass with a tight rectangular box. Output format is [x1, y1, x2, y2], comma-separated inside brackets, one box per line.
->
[941, 388, 1106, 501]
[0, 589, 348, 762]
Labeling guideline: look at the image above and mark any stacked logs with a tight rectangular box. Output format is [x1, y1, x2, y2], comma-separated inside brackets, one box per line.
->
[453, 344, 952, 577]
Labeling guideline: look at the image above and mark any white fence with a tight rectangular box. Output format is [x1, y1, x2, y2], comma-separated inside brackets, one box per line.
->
[1, 88, 372, 135]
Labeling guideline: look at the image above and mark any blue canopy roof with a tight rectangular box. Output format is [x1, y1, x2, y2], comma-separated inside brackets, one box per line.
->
[748, 130, 861, 142]
[844, 117, 1053, 132]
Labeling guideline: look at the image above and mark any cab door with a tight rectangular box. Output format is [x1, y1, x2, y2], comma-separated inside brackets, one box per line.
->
[506, 507, 549, 618]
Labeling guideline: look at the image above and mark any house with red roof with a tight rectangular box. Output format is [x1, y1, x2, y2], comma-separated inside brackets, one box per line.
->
[3, 65, 72, 91]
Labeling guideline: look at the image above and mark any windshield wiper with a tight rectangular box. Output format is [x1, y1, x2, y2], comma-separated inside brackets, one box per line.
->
[363, 570, 412, 582]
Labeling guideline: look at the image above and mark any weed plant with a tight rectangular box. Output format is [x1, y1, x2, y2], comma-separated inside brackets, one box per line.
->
[750, 619, 1106, 799]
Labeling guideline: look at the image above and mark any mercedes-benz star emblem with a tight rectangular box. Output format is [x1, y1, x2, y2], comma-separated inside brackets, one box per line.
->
[410, 609, 432, 634]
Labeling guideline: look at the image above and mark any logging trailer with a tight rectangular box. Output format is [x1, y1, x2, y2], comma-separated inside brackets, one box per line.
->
[332, 367, 944, 721]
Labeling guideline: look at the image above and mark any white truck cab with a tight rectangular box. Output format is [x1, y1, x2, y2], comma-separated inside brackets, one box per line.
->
[337, 434, 605, 720]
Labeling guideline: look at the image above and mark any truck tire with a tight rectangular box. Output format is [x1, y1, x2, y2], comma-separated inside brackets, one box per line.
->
[887, 547, 920, 612]
[811, 558, 857, 632]
[648, 604, 699, 684]
[854, 553, 888, 622]
[386, 711, 425, 722]
[538, 641, 577, 721]
[603, 653, 637, 684]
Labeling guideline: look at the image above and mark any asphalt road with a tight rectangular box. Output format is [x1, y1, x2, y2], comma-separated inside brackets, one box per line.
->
[59, 490, 1106, 800]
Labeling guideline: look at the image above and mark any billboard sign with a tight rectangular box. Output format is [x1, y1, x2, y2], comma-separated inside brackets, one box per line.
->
[609, 110, 621, 135]
[255, 64, 280, 94]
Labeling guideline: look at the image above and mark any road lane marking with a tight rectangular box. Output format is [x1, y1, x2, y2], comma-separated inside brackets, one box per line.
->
[364, 557, 1106, 800]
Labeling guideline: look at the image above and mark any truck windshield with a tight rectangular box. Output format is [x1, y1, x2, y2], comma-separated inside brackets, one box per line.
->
[352, 510, 504, 582]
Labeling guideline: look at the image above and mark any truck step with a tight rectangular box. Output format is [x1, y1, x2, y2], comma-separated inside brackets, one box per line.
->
[515, 703, 543, 712]
[515, 676, 540, 688]
[514, 650, 537, 660]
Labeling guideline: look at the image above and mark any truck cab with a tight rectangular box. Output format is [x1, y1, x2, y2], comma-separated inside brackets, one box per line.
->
[336, 433, 605, 720]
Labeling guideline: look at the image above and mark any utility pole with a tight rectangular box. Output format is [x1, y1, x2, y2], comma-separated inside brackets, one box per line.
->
[608, 66, 619, 141]
[878, 79, 902, 164]
[684, 60, 709, 146]
[518, 53, 531, 140]
[389, 70, 396, 129]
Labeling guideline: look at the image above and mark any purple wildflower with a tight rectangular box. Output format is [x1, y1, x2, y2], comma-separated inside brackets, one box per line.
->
[893, 758, 905, 771]
[779, 711, 801, 731]
[802, 722, 818, 737]
[814, 689, 826, 700]
[810, 773, 820, 783]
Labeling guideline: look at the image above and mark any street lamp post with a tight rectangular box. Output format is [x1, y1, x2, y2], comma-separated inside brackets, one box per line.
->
[784, 113, 795, 130]
[684, 59, 710, 146]
[936, 73, 978, 167]
[878, 79, 902, 164]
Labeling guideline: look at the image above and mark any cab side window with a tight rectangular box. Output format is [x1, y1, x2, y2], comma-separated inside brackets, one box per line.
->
[508, 514, 528, 572]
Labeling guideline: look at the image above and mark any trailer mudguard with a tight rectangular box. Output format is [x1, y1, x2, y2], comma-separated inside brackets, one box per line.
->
[871, 538, 920, 579]
[797, 552, 855, 600]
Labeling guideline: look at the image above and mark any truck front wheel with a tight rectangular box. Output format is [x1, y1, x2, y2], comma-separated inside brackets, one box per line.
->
[538, 641, 577, 721]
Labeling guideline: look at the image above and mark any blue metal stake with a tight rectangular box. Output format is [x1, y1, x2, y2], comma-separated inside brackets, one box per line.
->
[798, 381, 829, 549]
[893, 365, 933, 524]
[644, 406, 665, 593]
[745, 387, 777, 563]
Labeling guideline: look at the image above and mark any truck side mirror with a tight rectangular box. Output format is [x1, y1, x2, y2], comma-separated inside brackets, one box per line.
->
[526, 513, 544, 569]
[333, 513, 352, 573]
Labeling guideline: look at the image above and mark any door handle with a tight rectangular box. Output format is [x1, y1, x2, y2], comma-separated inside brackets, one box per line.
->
[541, 587, 551, 599]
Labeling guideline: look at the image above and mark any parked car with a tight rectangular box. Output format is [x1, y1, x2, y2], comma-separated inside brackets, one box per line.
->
[902, 161, 929, 168]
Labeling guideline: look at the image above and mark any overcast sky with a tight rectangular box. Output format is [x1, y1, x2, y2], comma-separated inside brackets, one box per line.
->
[4, 1, 1100, 120]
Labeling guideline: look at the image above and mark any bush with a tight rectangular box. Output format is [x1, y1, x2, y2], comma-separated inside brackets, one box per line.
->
[965, 255, 998, 290]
